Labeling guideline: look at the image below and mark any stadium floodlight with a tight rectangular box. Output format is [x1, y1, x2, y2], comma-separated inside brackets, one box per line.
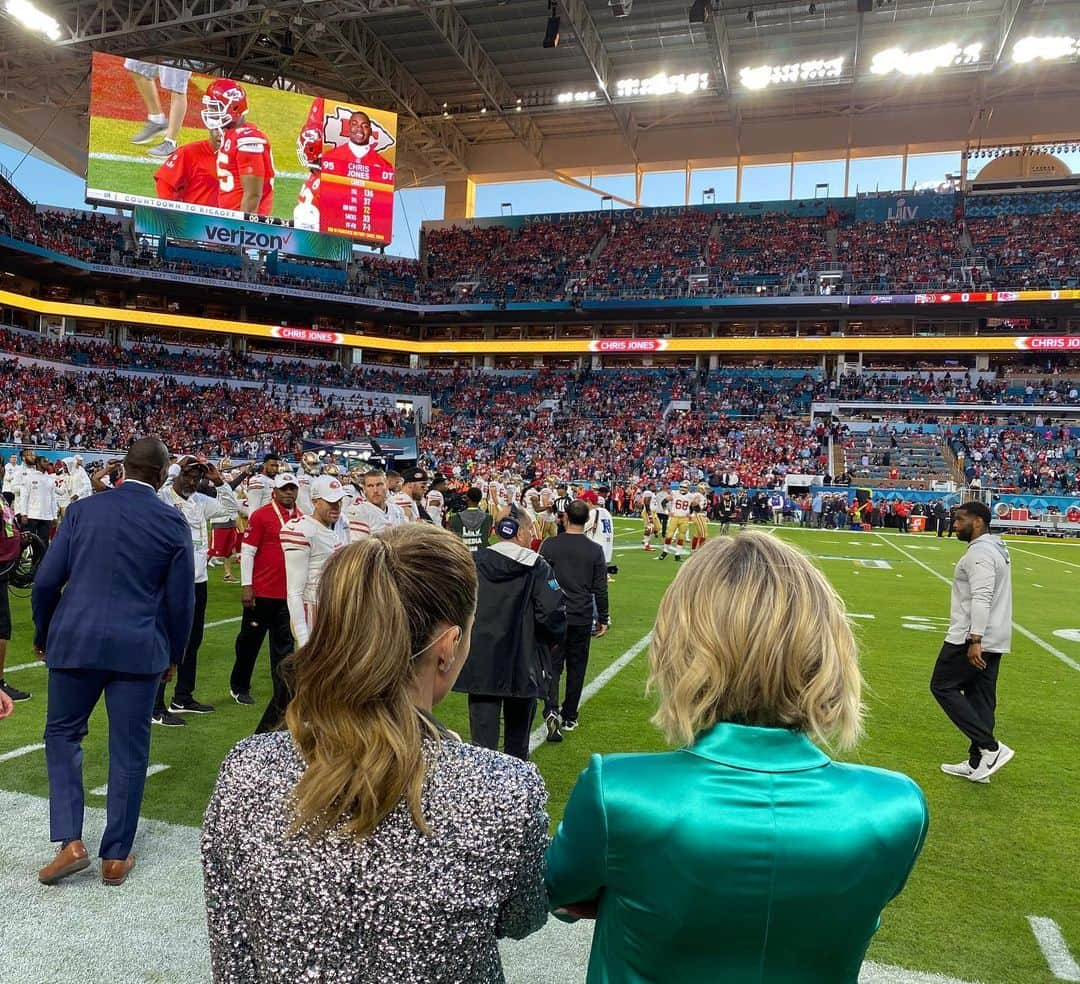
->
[870, 42, 982, 77]
[615, 72, 710, 98]
[556, 90, 598, 104]
[1012, 36, 1078, 65]
[4, 0, 61, 40]
[739, 57, 844, 90]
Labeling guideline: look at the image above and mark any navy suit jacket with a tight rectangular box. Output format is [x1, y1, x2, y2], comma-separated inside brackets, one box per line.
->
[32, 480, 195, 675]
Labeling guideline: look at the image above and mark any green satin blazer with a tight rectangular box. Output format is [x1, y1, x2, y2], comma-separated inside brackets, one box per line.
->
[545, 722, 928, 983]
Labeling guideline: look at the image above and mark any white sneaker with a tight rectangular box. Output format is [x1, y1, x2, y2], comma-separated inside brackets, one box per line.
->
[969, 742, 1014, 782]
[941, 760, 988, 783]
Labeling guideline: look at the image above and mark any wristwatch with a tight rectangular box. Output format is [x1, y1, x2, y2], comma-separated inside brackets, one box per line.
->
[968, 634, 982, 643]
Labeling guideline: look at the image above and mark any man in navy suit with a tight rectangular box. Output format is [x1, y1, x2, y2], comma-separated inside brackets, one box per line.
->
[32, 438, 195, 887]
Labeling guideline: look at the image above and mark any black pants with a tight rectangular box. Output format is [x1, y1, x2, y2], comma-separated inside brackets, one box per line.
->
[467, 694, 536, 761]
[935, 517, 949, 536]
[930, 641, 1001, 765]
[659, 514, 669, 537]
[25, 518, 52, 556]
[156, 580, 208, 710]
[546, 623, 592, 723]
[230, 598, 294, 733]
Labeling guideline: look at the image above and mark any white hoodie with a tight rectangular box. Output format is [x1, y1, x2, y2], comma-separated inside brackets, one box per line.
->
[945, 534, 1012, 654]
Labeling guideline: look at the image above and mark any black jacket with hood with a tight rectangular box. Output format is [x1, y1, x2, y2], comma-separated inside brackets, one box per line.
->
[454, 540, 567, 699]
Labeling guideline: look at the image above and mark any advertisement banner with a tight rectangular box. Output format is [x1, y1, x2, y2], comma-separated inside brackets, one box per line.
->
[854, 192, 957, 223]
[88, 52, 398, 245]
[134, 208, 351, 262]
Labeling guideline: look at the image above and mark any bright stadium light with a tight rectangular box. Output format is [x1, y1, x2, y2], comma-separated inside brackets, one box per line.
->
[615, 72, 709, 98]
[556, 90, 598, 104]
[740, 57, 845, 90]
[5, 0, 61, 40]
[1012, 36, 1078, 64]
[870, 42, 982, 77]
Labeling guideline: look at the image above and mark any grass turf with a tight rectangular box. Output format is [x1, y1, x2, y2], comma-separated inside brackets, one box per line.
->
[0, 521, 1077, 983]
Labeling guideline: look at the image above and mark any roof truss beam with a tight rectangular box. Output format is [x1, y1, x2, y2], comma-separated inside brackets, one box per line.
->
[416, 0, 545, 166]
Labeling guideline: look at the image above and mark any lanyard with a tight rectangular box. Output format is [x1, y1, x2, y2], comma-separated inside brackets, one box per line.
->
[270, 500, 297, 529]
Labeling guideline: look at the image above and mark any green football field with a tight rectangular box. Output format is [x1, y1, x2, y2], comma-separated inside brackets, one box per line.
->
[1, 520, 1078, 983]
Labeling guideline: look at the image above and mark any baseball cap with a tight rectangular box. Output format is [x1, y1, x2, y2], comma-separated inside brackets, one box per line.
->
[274, 473, 299, 489]
[312, 475, 348, 502]
[430, 472, 448, 486]
[402, 467, 429, 484]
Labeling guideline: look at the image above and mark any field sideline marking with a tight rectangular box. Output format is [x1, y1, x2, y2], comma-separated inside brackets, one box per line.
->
[90, 763, 170, 797]
[528, 632, 652, 754]
[204, 616, 243, 629]
[1006, 543, 1080, 570]
[874, 534, 1080, 674]
[0, 743, 45, 763]
[4, 660, 43, 673]
[1027, 917, 1080, 981]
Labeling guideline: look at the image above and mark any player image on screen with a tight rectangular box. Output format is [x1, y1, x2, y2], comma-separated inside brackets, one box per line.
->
[200, 79, 275, 217]
[320, 111, 395, 184]
[293, 100, 324, 232]
[153, 128, 222, 208]
[124, 59, 192, 160]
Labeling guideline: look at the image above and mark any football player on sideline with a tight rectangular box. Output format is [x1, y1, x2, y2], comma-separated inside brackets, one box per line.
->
[346, 469, 407, 541]
[201, 78, 275, 216]
[655, 481, 693, 563]
[640, 486, 657, 551]
[296, 452, 321, 516]
[690, 483, 711, 554]
[280, 476, 349, 648]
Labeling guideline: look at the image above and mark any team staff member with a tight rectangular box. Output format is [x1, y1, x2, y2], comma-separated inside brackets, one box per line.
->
[281, 475, 350, 650]
[932, 501, 1015, 784]
[19, 457, 58, 556]
[346, 469, 407, 541]
[453, 505, 566, 760]
[153, 456, 239, 726]
[449, 487, 493, 553]
[654, 486, 671, 539]
[230, 473, 301, 732]
[33, 438, 194, 887]
[540, 500, 609, 742]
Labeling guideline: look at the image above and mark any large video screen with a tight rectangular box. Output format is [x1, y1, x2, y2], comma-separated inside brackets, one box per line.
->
[87, 53, 398, 245]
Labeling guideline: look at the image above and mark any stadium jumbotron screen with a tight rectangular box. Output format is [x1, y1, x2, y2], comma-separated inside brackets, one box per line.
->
[86, 52, 398, 245]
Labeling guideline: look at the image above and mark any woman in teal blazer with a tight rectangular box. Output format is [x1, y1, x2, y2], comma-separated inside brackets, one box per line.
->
[546, 531, 928, 983]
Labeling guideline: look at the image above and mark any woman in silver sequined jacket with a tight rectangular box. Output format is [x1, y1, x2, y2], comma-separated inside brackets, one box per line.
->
[201, 524, 550, 983]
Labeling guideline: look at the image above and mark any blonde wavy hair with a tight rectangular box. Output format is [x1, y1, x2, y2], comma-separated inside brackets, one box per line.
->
[648, 530, 863, 750]
[285, 524, 477, 841]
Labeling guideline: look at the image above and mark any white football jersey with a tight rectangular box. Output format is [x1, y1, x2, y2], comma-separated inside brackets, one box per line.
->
[280, 514, 349, 645]
[670, 491, 695, 516]
[347, 499, 408, 541]
[246, 473, 273, 514]
[296, 473, 315, 515]
[392, 490, 418, 522]
[425, 488, 445, 528]
[586, 507, 615, 564]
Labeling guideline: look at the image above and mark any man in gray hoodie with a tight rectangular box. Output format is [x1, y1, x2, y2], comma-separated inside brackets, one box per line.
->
[932, 500, 1014, 784]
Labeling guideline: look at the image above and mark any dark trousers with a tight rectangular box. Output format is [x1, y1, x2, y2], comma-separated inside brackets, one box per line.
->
[156, 580, 208, 710]
[935, 516, 949, 536]
[25, 518, 52, 556]
[230, 597, 294, 733]
[659, 514, 669, 537]
[546, 623, 592, 722]
[45, 667, 159, 858]
[467, 694, 536, 761]
[930, 641, 1002, 765]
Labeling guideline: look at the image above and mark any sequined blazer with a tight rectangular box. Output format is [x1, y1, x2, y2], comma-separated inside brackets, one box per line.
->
[202, 729, 549, 983]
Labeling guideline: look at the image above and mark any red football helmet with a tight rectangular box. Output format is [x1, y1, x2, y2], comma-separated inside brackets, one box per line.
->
[296, 127, 323, 169]
[201, 79, 248, 130]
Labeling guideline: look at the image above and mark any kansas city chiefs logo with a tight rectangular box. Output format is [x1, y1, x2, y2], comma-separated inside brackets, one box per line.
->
[323, 104, 396, 155]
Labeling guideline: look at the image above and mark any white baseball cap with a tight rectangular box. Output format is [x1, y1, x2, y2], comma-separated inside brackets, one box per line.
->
[274, 473, 299, 489]
[312, 475, 348, 502]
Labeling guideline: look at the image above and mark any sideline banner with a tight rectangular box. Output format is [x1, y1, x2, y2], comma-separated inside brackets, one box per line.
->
[134, 208, 351, 263]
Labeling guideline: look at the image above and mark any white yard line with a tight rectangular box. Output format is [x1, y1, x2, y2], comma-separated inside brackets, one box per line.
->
[874, 534, 1080, 674]
[1027, 917, 1080, 982]
[4, 660, 44, 673]
[89, 763, 170, 797]
[528, 632, 652, 754]
[204, 616, 243, 629]
[0, 743, 45, 763]
[1005, 543, 1080, 570]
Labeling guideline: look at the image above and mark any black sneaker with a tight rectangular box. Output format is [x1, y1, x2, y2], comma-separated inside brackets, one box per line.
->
[0, 680, 31, 702]
[231, 690, 255, 705]
[545, 711, 563, 743]
[655, 552, 667, 560]
[561, 717, 579, 732]
[152, 710, 186, 727]
[674, 555, 682, 563]
[169, 698, 215, 714]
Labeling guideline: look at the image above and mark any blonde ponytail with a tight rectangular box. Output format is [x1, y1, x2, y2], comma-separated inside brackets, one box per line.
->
[285, 525, 477, 840]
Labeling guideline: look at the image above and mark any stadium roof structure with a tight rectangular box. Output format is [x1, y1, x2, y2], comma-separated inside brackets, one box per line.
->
[0, 0, 1077, 194]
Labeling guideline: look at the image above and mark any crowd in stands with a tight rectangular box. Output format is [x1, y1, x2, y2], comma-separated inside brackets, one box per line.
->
[5, 169, 1080, 303]
[949, 423, 1078, 493]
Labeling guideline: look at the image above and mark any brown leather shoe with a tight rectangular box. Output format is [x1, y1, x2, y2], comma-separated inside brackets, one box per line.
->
[38, 839, 90, 885]
[101, 855, 136, 887]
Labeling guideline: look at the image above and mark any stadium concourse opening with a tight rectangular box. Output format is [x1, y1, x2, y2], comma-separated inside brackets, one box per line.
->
[1, 0, 1080, 978]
